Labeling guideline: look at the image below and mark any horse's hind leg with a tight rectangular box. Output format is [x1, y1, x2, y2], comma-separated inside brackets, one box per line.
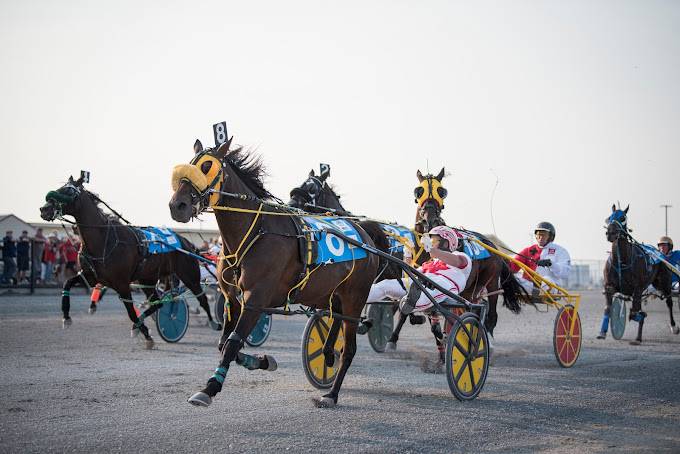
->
[119, 288, 155, 349]
[428, 314, 445, 364]
[314, 318, 358, 408]
[139, 283, 163, 320]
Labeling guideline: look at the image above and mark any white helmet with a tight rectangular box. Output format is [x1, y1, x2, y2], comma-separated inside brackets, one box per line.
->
[427, 226, 459, 252]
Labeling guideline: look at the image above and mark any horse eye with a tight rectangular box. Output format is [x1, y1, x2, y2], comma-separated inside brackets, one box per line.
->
[437, 187, 448, 199]
[201, 161, 212, 174]
[414, 187, 424, 198]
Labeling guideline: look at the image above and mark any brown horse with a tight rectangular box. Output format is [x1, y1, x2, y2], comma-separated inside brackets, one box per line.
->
[39, 175, 220, 349]
[387, 169, 526, 361]
[169, 138, 378, 408]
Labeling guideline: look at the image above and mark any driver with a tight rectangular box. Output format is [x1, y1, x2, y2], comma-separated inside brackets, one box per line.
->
[365, 225, 472, 314]
[509, 222, 571, 295]
[658, 236, 680, 292]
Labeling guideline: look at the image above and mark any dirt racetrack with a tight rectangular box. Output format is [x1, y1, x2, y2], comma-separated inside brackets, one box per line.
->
[1, 289, 679, 453]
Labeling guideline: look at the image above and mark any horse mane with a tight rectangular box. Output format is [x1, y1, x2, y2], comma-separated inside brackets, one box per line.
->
[223, 146, 277, 201]
[83, 190, 125, 225]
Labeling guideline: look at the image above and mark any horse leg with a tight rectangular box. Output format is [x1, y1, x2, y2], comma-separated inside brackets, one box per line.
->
[119, 288, 155, 350]
[89, 284, 104, 314]
[61, 271, 89, 328]
[428, 314, 445, 364]
[666, 294, 679, 334]
[313, 319, 358, 408]
[188, 299, 275, 407]
[598, 291, 613, 339]
[190, 284, 221, 331]
[386, 312, 408, 350]
[629, 290, 646, 345]
[139, 283, 163, 320]
[218, 293, 242, 352]
[323, 316, 343, 368]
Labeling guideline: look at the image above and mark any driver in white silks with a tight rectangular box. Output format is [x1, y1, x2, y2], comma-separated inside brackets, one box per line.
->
[366, 226, 472, 315]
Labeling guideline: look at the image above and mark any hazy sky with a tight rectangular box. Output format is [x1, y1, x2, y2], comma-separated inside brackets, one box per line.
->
[1, 0, 678, 260]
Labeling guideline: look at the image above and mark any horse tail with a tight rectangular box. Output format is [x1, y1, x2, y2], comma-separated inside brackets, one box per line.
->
[358, 221, 401, 282]
[499, 259, 527, 314]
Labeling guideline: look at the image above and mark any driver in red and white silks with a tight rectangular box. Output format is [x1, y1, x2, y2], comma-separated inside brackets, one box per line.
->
[366, 226, 472, 313]
[509, 222, 571, 291]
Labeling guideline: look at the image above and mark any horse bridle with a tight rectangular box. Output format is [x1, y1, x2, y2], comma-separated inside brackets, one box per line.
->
[183, 150, 226, 217]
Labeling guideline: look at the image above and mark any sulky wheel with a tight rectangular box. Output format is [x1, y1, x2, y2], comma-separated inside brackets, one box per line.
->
[445, 312, 489, 401]
[214, 293, 225, 326]
[610, 296, 627, 340]
[301, 312, 345, 389]
[245, 313, 273, 347]
[553, 304, 582, 367]
[155, 296, 189, 343]
[367, 302, 394, 353]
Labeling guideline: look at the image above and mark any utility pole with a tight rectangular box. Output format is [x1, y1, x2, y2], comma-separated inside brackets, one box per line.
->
[660, 204, 672, 236]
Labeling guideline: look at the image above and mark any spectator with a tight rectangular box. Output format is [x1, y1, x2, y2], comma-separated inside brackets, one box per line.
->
[1, 230, 17, 285]
[16, 230, 30, 284]
[199, 240, 210, 253]
[32, 228, 47, 283]
[42, 233, 58, 283]
[59, 234, 79, 281]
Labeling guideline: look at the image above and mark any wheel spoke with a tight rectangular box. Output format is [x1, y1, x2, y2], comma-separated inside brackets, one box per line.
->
[307, 348, 323, 361]
[454, 357, 469, 383]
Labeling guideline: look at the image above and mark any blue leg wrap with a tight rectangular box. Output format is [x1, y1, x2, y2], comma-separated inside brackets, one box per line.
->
[62, 290, 70, 296]
[632, 312, 646, 322]
[236, 352, 259, 370]
[211, 366, 228, 384]
[600, 315, 609, 333]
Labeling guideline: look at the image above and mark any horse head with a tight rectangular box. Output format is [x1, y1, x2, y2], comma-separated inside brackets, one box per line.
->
[169, 138, 233, 223]
[605, 203, 630, 243]
[40, 174, 89, 221]
[288, 165, 345, 212]
[414, 167, 446, 233]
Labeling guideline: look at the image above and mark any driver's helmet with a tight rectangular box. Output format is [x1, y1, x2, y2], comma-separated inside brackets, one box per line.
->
[534, 222, 556, 243]
[427, 226, 459, 252]
[658, 236, 674, 250]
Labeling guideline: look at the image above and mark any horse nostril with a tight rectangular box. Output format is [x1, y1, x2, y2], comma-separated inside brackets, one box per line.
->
[177, 202, 188, 212]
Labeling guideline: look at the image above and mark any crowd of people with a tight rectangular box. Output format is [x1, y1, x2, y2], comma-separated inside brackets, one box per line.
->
[1, 228, 80, 286]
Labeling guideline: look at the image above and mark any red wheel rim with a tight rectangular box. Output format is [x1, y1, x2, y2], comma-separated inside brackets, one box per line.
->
[554, 306, 581, 367]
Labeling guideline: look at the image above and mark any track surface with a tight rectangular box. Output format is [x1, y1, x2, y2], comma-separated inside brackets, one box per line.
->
[1, 290, 679, 453]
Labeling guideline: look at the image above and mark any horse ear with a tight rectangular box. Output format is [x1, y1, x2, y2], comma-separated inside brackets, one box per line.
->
[611, 204, 616, 212]
[214, 136, 233, 160]
[436, 167, 445, 181]
[194, 139, 203, 154]
[309, 169, 315, 177]
[416, 170, 424, 182]
[68, 176, 74, 183]
[624, 205, 629, 214]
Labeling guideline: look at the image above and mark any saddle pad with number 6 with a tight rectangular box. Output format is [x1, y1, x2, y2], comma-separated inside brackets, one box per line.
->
[301, 217, 368, 265]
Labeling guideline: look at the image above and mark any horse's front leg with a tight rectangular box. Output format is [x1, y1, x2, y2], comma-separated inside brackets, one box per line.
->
[60, 271, 90, 328]
[119, 288, 155, 350]
[598, 290, 613, 339]
[666, 293, 679, 334]
[218, 292, 242, 352]
[629, 290, 646, 345]
[189, 289, 276, 407]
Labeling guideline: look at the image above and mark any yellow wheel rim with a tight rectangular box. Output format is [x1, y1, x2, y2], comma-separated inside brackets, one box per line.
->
[305, 316, 344, 385]
[451, 321, 485, 394]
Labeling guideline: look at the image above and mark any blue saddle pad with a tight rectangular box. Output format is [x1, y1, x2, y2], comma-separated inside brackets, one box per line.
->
[379, 224, 417, 256]
[641, 244, 663, 265]
[301, 217, 368, 264]
[138, 227, 183, 255]
[460, 233, 491, 260]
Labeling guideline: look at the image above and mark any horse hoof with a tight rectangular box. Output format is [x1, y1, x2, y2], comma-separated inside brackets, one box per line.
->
[312, 396, 336, 408]
[88, 306, 97, 315]
[629, 340, 642, 346]
[188, 392, 212, 407]
[62, 318, 72, 329]
[265, 355, 278, 372]
[208, 320, 222, 331]
[386, 342, 397, 351]
[145, 338, 155, 350]
[131, 328, 139, 338]
[670, 324, 680, 335]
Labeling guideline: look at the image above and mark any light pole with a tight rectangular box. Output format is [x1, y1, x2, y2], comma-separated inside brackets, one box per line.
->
[660, 204, 672, 236]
